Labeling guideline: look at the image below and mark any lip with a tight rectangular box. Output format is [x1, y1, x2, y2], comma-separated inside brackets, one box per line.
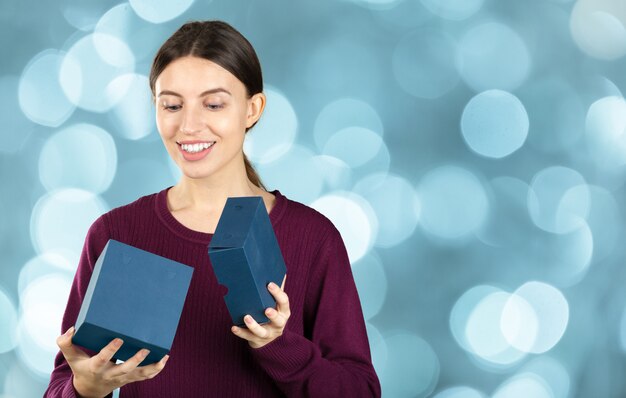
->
[177, 141, 215, 162]
[176, 139, 216, 145]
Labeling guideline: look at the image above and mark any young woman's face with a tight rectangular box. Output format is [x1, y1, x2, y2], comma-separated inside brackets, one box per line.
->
[154, 56, 264, 181]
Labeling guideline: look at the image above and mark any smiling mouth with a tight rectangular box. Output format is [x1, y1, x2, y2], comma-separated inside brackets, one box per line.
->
[177, 141, 216, 153]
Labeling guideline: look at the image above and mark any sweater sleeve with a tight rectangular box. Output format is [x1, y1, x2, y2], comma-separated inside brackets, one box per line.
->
[250, 226, 382, 397]
[43, 215, 114, 398]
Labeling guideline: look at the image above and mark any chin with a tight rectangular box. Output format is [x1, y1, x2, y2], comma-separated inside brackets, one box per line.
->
[181, 169, 212, 180]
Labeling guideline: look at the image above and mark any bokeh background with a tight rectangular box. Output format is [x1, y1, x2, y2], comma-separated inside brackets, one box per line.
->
[1, 0, 626, 396]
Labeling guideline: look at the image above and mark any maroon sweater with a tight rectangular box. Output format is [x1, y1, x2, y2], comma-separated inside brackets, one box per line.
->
[44, 188, 381, 397]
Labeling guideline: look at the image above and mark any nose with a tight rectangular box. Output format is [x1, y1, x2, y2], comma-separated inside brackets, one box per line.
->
[179, 106, 205, 134]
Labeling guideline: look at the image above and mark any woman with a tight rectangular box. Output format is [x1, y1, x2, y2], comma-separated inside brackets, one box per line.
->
[44, 20, 380, 397]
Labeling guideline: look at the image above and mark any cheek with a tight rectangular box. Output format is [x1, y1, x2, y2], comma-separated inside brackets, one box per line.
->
[156, 112, 178, 137]
[208, 110, 247, 136]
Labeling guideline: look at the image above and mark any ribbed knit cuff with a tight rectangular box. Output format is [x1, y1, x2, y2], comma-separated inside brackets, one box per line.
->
[62, 374, 78, 398]
[249, 329, 321, 381]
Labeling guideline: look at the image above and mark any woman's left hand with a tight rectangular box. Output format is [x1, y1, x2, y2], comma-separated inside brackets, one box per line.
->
[231, 275, 290, 349]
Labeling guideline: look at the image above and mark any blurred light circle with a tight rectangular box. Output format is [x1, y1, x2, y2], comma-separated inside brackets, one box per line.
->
[509, 282, 569, 353]
[393, 29, 459, 99]
[352, 252, 387, 320]
[366, 322, 388, 376]
[450, 285, 500, 352]
[457, 23, 531, 92]
[433, 386, 486, 398]
[522, 356, 571, 398]
[585, 96, 626, 169]
[129, 0, 195, 23]
[18, 252, 75, 297]
[531, 222, 594, 287]
[95, 3, 171, 61]
[0, 289, 18, 354]
[570, 0, 626, 60]
[3, 361, 49, 395]
[418, 166, 488, 240]
[109, 74, 155, 140]
[527, 166, 590, 234]
[30, 189, 108, 255]
[257, 145, 325, 205]
[18, 49, 75, 127]
[380, 333, 439, 398]
[0, 75, 35, 154]
[15, 320, 57, 378]
[420, 0, 484, 20]
[39, 123, 117, 194]
[500, 293, 539, 353]
[61, 1, 111, 31]
[310, 192, 377, 263]
[244, 87, 297, 164]
[313, 98, 383, 151]
[313, 155, 352, 191]
[354, 172, 419, 247]
[322, 127, 383, 168]
[20, 274, 72, 351]
[493, 372, 554, 398]
[586, 96, 626, 142]
[583, 74, 623, 99]
[17, 273, 73, 378]
[557, 185, 592, 233]
[60, 33, 135, 112]
[90, 33, 134, 69]
[353, 139, 392, 180]
[95, 3, 136, 40]
[461, 90, 529, 158]
[465, 291, 527, 365]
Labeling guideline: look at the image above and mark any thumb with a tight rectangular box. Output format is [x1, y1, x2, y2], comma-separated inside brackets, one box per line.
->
[56, 326, 84, 362]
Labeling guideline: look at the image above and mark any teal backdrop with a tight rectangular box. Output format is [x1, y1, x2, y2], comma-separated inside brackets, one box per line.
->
[1, 0, 626, 396]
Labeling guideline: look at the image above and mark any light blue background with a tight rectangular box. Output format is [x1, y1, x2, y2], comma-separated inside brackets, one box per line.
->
[1, 0, 626, 396]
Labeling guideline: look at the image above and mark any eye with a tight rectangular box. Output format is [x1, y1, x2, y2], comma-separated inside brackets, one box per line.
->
[206, 103, 224, 110]
[162, 104, 182, 112]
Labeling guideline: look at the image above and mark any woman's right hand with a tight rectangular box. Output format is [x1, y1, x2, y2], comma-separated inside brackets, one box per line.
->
[56, 326, 169, 398]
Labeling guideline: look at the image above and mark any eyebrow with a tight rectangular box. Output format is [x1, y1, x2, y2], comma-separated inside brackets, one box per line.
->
[157, 88, 232, 98]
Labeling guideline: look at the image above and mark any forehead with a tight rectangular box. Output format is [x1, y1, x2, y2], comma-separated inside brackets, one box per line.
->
[155, 56, 245, 96]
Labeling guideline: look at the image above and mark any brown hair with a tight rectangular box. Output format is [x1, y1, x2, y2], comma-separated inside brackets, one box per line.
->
[150, 20, 266, 190]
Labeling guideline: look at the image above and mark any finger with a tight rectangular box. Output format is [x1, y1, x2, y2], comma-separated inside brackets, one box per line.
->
[242, 315, 269, 339]
[265, 307, 287, 328]
[231, 325, 259, 342]
[92, 337, 124, 369]
[110, 348, 150, 377]
[268, 283, 290, 316]
[56, 326, 88, 363]
[130, 355, 169, 382]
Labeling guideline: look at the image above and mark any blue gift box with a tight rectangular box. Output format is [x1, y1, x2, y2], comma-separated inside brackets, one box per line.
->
[208, 196, 287, 327]
[72, 239, 193, 366]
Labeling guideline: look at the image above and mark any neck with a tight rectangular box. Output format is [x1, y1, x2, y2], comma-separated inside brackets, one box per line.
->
[170, 160, 262, 213]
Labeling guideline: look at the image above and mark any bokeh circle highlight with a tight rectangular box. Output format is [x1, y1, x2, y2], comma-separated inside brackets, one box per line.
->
[461, 90, 529, 158]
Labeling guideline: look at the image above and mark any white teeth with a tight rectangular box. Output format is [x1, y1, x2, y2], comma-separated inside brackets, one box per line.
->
[180, 142, 214, 153]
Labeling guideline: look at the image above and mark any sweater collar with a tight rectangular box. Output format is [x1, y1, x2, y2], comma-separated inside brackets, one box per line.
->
[155, 187, 287, 244]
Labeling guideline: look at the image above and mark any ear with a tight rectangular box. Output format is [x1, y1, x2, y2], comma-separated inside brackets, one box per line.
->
[246, 92, 266, 129]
